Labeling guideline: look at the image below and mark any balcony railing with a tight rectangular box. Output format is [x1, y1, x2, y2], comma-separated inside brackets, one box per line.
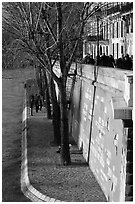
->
[86, 34, 104, 41]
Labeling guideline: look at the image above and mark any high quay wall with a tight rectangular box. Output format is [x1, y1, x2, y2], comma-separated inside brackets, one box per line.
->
[69, 64, 133, 202]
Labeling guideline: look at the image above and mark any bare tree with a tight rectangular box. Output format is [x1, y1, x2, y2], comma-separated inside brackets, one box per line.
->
[2, 2, 103, 165]
[41, 2, 103, 165]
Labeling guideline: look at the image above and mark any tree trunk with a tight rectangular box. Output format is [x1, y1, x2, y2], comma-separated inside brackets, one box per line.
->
[59, 82, 71, 165]
[45, 87, 52, 119]
[56, 2, 71, 165]
[50, 78, 61, 145]
[43, 70, 52, 119]
[35, 66, 43, 96]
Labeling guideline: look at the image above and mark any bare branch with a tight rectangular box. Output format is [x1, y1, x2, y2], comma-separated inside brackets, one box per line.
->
[41, 7, 57, 43]
[35, 2, 43, 31]
[28, 2, 33, 26]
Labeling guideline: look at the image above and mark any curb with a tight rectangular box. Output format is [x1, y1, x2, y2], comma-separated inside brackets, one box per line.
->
[21, 87, 63, 202]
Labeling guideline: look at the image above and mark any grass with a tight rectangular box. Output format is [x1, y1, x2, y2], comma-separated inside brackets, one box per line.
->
[2, 67, 35, 202]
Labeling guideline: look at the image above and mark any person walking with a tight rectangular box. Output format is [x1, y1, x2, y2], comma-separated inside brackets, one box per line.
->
[38, 94, 43, 111]
[35, 94, 39, 113]
[101, 53, 108, 66]
[82, 53, 91, 64]
[108, 55, 115, 68]
[116, 54, 125, 69]
[29, 94, 34, 116]
[124, 54, 133, 70]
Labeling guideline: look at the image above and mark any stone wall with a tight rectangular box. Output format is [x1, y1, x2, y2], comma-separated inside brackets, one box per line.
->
[69, 64, 133, 201]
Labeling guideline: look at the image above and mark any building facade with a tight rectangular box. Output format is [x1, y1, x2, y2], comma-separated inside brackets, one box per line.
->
[84, 2, 133, 60]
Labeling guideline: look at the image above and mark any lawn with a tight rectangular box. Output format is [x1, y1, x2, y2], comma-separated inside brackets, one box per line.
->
[2, 67, 35, 202]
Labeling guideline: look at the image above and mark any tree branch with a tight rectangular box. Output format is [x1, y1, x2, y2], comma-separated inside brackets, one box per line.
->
[41, 7, 57, 43]
[35, 2, 43, 31]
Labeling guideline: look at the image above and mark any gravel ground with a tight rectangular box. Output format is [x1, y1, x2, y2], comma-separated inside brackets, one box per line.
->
[27, 108, 107, 202]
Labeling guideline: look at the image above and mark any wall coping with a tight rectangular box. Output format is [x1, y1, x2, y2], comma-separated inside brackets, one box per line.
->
[77, 63, 133, 108]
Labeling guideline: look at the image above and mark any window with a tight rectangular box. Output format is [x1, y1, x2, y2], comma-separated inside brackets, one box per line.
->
[106, 46, 108, 55]
[103, 46, 105, 54]
[121, 21, 123, 37]
[109, 22, 111, 39]
[100, 45, 102, 55]
[112, 23, 114, 38]
[126, 16, 129, 34]
[84, 41, 87, 55]
[94, 45, 96, 59]
[131, 14, 133, 33]
[106, 22, 108, 39]
[117, 22, 119, 38]
[117, 43, 119, 59]
[100, 24, 103, 39]
[121, 45, 123, 54]
[113, 43, 114, 57]
[104, 24, 106, 39]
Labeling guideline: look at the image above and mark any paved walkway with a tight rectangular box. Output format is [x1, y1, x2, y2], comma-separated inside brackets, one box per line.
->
[21, 103, 107, 202]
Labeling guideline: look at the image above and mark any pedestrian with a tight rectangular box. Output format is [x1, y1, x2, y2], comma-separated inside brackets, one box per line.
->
[101, 53, 108, 66]
[89, 55, 95, 65]
[116, 54, 125, 69]
[95, 55, 101, 65]
[124, 54, 133, 70]
[38, 94, 43, 111]
[108, 55, 115, 68]
[82, 53, 91, 64]
[29, 94, 34, 116]
[35, 94, 39, 113]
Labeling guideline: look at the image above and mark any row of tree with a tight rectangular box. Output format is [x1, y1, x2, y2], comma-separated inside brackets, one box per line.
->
[2, 2, 103, 165]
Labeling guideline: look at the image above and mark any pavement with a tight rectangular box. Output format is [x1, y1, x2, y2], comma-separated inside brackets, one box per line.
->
[21, 89, 107, 202]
